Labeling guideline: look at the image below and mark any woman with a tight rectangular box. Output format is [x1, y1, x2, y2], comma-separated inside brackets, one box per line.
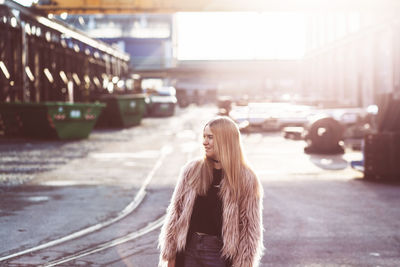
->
[159, 116, 264, 267]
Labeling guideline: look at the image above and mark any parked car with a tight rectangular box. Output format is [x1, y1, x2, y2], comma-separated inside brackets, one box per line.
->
[144, 86, 177, 117]
[229, 102, 316, 131]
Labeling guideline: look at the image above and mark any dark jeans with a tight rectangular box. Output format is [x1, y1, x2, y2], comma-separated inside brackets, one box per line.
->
[182, 232, 230, 267]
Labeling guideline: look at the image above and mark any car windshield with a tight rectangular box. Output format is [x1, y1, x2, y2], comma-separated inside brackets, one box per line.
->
[155, 87, 176, 96]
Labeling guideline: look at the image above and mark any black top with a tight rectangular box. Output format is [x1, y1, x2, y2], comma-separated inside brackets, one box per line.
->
[188, 168, 223, 237]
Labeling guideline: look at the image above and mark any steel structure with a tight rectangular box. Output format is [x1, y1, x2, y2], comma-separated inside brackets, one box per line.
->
[34, 0, 400, 14]
[0, 0, 130, 103]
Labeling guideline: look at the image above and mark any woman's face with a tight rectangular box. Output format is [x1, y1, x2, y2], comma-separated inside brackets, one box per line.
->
[203, 125, 216, 159]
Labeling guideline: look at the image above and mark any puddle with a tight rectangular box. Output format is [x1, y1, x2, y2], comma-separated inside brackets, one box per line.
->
[309, 156, 348, 170]
[89, 151, 160, 159]
[39, 180, 99, 186]
[25, 196, 50, 202]
[124, 162, 140, 167]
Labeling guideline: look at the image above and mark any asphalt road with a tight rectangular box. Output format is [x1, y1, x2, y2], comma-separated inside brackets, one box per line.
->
[0, 105, 400, 267]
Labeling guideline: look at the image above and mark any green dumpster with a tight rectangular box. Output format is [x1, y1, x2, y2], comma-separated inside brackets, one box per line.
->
[0, 104, 23, 136]
[0, 102, 105, 139]
[96, 94, 146, 128]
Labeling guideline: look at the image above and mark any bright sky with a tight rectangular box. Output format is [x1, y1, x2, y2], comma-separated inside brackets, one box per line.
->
[13, 0, 36, 6]
[176, 12, 306, 60]
[12, 1, 306, 60]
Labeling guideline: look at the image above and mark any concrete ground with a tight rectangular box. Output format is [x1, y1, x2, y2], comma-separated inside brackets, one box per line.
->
[0, 105, 399, 267]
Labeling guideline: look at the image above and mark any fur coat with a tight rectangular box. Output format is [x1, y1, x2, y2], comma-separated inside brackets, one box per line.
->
[158, 159, 264, 267]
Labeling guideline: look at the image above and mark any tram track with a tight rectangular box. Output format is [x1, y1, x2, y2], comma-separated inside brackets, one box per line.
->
[40, 214, 165, 267]
[4, 181, 171, 266]
[0, 144, 171, 264]
[1, 106, 213, 266]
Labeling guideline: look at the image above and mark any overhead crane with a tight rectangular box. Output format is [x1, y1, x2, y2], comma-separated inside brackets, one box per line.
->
[34, 0, 400, 14]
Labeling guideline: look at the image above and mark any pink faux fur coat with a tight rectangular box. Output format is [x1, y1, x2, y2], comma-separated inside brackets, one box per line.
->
[159, 159, 264, 267]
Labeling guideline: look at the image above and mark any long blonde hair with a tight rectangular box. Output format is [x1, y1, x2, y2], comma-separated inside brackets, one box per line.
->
[198, 116, 248, 199]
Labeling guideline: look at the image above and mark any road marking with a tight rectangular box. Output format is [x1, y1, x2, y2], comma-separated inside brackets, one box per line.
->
[90, 151, 160, 159]
[0, 145, 171, 263]
[41, 215, 166, 267]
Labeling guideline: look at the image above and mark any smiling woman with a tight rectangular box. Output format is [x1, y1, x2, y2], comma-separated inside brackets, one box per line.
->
[176, 12, 305, 60]
[159, 117, 263, 267]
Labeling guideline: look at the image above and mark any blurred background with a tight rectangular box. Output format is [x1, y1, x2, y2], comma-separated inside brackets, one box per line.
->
[4, 0, 400, 103]
[1, 0, 399, 166]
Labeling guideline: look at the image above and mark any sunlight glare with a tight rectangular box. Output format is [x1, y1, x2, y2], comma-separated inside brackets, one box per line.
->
[176, 12, 305, 60]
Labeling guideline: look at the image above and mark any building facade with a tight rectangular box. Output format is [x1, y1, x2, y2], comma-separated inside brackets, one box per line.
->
[303, 10, 400, 107]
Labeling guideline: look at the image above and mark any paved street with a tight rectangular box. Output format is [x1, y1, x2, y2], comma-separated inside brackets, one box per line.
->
[1, 105, 400, 266]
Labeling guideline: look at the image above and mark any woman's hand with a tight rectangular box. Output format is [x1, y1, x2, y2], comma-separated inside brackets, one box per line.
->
[167, 258, 176, 267]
